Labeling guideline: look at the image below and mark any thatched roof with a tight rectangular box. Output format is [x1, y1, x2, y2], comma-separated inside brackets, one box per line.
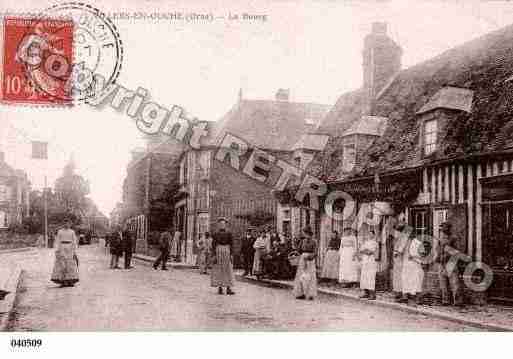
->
[336, 22, 513, 178]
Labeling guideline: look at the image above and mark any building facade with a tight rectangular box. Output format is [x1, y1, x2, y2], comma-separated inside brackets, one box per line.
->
[0, 151, 31, 230]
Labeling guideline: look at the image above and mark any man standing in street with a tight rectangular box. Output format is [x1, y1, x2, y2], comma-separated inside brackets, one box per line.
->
[123, 223, 134, 269]
[438, 222, 464, 307]
[153, 229, 172, 270]
[241, 228, 256, 276]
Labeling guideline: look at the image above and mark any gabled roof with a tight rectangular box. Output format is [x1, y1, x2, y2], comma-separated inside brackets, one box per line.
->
[342, 116, 388, 137]
[416, 86, 474, 114]
[292, 133, 330, 151]
[210, 99, 330, 151]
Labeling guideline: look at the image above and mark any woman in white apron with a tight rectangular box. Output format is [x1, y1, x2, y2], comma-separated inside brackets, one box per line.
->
[400, 235, 425, 304]
[339, 227, 359, 287]
[51, 219, 79, 287]
[358, 231, 378, 300]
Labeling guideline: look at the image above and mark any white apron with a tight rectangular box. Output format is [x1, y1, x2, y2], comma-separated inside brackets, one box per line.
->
[401, 238, 425, 294]
[359, 239, 378, 290]
[339, 235, 358, 283]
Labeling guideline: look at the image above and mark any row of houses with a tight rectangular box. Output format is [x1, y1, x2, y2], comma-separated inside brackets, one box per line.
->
[119, 22, 513, 303]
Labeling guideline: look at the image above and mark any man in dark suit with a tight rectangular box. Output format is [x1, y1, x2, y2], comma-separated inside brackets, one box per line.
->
[241, 229, 256, 276]
[122, 224, 135, 269]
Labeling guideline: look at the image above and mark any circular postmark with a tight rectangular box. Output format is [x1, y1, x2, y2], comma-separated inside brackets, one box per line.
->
[17, 2, 123, 103]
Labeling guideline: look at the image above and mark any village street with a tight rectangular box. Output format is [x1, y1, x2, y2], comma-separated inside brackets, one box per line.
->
[2, 244, 483, 331]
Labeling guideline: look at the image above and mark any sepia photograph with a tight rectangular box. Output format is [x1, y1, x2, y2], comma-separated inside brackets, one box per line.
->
[1, 0, 513, 355]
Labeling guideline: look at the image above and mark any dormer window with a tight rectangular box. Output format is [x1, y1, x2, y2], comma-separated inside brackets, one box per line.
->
[424, 119, 438, 156]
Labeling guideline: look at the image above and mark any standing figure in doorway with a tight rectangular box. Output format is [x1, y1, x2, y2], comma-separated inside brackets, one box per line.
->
[210, 218, 235, 295]
[293, 226, 318, 300]
[339, 227, 359, 287]
[321, 230, 341, 282]
[358, 230, 379, 300]
[51, 219, 79, 287]
[438, 222, 463, 307]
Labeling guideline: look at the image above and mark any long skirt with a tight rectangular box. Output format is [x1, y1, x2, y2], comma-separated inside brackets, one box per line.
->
[252, 248, 265, 275]
[197, 249, 208, 273]
[51, 251, 79, 285]
[210, 245, 234, 287]
[401, 259, 424, 294]
[321, 249, 340, 279]
[339, 247, 358, 283]
[292, 253, 317, 299]
[359, 256, 377, 290]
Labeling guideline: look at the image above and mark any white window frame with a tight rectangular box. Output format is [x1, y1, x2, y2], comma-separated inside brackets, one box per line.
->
[342, 143, 356, 172]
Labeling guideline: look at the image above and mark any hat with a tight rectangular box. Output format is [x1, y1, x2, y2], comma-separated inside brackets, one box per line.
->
[217, 217, 228, 223]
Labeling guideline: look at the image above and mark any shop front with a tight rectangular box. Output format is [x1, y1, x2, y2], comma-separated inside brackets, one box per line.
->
[481, 173, 513, 302]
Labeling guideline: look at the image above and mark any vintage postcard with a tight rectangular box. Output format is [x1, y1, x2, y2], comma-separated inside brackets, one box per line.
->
[1, 0, 513, 355]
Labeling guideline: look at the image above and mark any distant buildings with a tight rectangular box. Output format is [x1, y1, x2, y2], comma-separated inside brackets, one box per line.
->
[0, 151, 30, 230]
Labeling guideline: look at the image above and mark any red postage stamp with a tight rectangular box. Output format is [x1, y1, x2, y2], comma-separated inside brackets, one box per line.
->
[1, 17, 74, 105]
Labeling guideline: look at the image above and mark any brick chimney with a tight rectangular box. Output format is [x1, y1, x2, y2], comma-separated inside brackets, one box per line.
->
[362, 22, 402, 114]
[275, 88, 290, 102]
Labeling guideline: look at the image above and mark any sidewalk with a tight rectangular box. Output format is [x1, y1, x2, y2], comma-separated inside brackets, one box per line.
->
[0, 265, 23, 331]
[234, 270, 513, 331]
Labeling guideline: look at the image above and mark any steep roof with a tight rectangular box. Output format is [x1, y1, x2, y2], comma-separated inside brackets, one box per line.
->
[334, 22, 513, 179]
[315, 89, 367, 136]
[210, 99, 330, 151]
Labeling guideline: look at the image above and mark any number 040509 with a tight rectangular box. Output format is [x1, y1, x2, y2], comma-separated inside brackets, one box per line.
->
[10, 338, 42, 348]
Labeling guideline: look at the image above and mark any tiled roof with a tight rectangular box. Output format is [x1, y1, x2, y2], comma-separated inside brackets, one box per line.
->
[210, 99, 330, 151]
[416, 86, 474, 114]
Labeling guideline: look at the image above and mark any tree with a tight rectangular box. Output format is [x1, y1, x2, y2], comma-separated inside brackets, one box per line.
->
[54, 158, 90, 219]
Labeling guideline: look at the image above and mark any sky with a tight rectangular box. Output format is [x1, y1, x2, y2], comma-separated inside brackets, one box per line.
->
[2, 0, 513, 216]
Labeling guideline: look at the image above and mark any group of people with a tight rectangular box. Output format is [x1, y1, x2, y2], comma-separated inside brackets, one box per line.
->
[241, 229, 295, 280]
[106, 225, 136, 270]
[316, 220, 463, 306]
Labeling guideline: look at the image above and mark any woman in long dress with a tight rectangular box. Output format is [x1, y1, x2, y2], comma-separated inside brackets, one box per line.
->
[51, 219, 79, 287]
[196, 233, 209, 274]
[400, 234, 425, 304]
[252, 232, 270, 279]
[321, 230, 340, 282]
[293, 226, 318, 300]
[210, 218, 235, 295]
[339, 227, 359, 287]
[358, 230, 378, 300]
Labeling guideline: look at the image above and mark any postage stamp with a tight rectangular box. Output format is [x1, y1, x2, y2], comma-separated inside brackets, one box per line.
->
[0, 2, 123, 105]
[1, 17, 74, 105]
